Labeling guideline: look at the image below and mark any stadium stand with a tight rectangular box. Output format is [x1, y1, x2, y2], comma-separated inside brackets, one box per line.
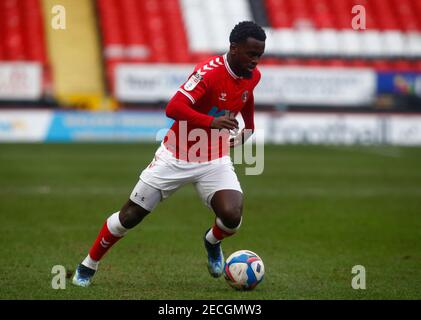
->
[1, 0, 420, 108]
[97, 0, 191, 93]
[91, 0, 421, 111]
[178, 0, 421, 64]
[42, 0, 106, 110]
[0, 0, 420, 144]
[95, 0, 421, 83]
[0, 0, 46, 62]
[0, 0, 50, 98]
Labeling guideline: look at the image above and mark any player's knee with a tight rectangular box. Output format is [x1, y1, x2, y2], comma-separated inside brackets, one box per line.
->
[216, 215, 243, 237]
[218, 203, 243, 229]
[119, 201, 150, 229]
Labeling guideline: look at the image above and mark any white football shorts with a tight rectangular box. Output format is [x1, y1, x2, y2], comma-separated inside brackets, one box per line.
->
[130, 143, 242, 210]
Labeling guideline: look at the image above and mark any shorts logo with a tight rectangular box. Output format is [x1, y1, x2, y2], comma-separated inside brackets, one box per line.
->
[184, 72, 203, 91]
[242, 90, 249, 103]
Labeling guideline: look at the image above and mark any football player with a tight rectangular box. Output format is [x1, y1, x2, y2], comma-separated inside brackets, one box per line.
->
[73, 21, 266, 287]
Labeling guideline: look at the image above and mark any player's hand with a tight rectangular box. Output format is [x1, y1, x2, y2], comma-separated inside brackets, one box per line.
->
[210, 113, 238, 130]
[229, 130, 243, 148]
[229, 128, 254, 148]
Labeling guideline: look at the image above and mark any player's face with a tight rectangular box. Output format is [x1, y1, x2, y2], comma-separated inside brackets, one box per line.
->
[231, 37, 265, 78]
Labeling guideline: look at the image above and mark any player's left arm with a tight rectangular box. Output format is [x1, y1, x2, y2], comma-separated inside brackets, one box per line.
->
[230, 92, 255, 148]
[230, 69, 260, 148]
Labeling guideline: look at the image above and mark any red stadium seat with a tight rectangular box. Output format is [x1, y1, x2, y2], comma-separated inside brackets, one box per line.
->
[2, 0, 26, 60]
[0, 7, 4, 60]
[93, 0, 421, 86]
[0, 0, 47, 63]
[96, 0, 190, 64]
[265, 0, 292, 28]
[20, 0, 48, 63]
[97, 0, 125, 46]
[161, 0, 191, 63]
[0, 0, 49, 99]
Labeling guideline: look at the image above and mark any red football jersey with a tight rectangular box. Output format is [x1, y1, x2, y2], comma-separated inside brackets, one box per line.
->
[164, 54, 261, 162]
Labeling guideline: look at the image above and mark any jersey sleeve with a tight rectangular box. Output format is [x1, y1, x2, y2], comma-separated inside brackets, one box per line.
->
[241, 69, 260, 131]
[165, 91, 214, 128]
[241, 92, 255, 131]
[177, 68, 210, 104]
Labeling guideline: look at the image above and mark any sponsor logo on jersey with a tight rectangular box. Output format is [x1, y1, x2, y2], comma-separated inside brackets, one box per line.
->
[208, 106, 226, 118]
[184, 72, 203, 91]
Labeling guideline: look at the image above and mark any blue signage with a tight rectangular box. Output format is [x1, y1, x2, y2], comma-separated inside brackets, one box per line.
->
[45, 111, 173, 142]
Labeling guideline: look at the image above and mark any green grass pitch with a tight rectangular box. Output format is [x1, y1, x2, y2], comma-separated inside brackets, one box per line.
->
[0, 143, 420, 299]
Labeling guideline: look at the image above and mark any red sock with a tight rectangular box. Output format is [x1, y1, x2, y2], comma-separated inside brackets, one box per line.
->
[211, 223, 235, 241]
[88, 221, 122, 261]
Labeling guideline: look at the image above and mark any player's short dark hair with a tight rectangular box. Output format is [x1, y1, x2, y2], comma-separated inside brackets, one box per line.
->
[229, 21, 266, 44]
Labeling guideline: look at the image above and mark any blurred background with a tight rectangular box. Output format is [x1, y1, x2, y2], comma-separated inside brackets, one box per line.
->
[1, 0, 421, 300]
[0, 0, 420, 144]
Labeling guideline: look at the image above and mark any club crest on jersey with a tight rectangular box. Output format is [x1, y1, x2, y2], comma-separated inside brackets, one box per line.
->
[184, 72, 203, 91]
[242, 90, 249, 103]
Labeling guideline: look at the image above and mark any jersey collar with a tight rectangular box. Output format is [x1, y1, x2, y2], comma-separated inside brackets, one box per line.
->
[223, 53, 242, 80]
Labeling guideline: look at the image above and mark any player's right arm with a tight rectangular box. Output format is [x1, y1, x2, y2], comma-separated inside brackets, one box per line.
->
[166, 93, 238, 130]
[166, 68, 238, 130]
[210, 113, 239, 130]
[165, 92, 213, 127]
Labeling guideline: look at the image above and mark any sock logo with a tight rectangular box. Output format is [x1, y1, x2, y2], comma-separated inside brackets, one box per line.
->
[100, 237, 110, 248]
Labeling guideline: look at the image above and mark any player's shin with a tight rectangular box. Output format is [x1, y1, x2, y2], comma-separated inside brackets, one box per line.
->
[82, 212, 128, 270]
[205, 217, 242, 244]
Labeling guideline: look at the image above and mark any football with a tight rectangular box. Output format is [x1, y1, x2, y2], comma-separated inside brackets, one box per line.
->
[223, 250, 265, 290]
